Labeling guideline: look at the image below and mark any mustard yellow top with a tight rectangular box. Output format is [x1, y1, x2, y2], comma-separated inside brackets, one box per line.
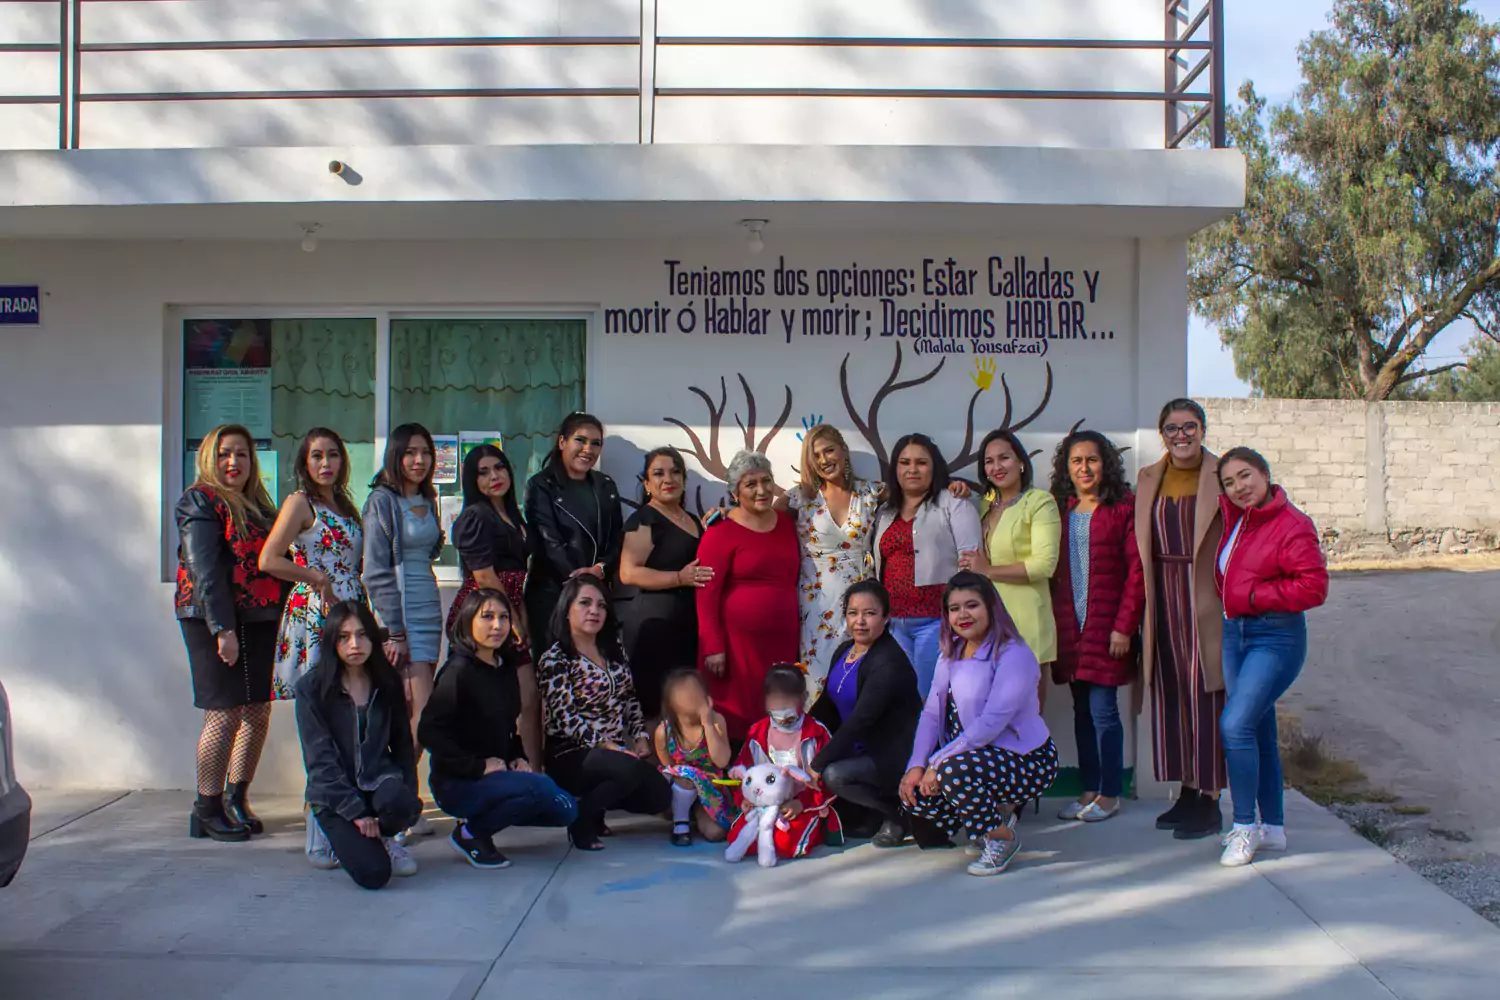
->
[980, 487, 1061, 663]
[1160, 457, 1203, 500]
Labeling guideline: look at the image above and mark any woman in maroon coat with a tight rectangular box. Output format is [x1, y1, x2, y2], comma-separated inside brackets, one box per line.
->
[1048, 431, 1145, 822]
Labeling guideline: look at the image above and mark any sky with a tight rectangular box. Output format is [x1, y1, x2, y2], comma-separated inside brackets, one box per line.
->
[1188, 0, 1500, 397]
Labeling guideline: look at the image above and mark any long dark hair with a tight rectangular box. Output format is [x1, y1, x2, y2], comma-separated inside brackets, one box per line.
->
[1050, 429, 1129, 507]
[883, 433, 951, 509]
[938, 571, 1024, 660]
[1216, 446, 1272, 481]
[448, 586, 520, 659]
[295, 427, 359, 519]
[841, 578, 891, 617]
[460, 443, 525, 527]
[313, 601, 404, 705]
[548, 573, 624, 662]
[638, 446, 687, 504]
[544, 412, 604, 477]
[978, 428, 1034, 497]
[374, 422, 437, 503]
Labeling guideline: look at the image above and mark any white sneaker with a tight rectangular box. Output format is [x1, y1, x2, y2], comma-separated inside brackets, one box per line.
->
[305, 812, 339, 870]
[385, 838, 419, 877]
[1258, 824, 1287, 852]
[396, 813, 435, 846]
[1058, 799, 1089, 821]
[967, 812, 1019, 855]
[967, 835, 1022, 877]
[1220, 824, 1264, 867]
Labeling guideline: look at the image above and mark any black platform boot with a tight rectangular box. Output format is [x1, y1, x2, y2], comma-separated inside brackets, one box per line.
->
[224, 782, 264, 835]
[190, 794, 251, 842]
[1156, 788, 1199, 830]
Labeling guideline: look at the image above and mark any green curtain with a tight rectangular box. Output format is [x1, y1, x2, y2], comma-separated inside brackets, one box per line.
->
[269, 318, 378, 508]
[388, 318, 586, 480]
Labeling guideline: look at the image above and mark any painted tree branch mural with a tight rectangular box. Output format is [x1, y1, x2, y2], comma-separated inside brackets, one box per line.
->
[840, 344, 1055, 476]
[662, 374, 794, 482]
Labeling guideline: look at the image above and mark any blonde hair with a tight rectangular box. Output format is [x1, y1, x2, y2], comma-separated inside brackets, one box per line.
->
[194, 424, 274, 537]
[798, 424, 854, 500]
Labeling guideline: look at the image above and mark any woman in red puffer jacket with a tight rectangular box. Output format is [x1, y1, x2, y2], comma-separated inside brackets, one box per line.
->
[1048, 430, 1146, 823]
[1213, 447, 1328, 869]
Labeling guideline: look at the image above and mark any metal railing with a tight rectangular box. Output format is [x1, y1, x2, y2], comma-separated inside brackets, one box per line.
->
[10, 0, 1227, 151]
[653, 0, 1227, 150]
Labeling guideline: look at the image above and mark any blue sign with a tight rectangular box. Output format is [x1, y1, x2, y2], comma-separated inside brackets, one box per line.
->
[0, 286, 40, 326]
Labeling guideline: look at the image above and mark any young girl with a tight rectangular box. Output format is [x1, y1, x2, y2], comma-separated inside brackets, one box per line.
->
[654, 670, 733, 846]
[727, 664, 843, 860]
[294, 601, 421, 890]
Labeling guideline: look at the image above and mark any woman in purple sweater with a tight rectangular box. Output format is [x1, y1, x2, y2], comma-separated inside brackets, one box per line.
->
[900, 570, 1059, 877]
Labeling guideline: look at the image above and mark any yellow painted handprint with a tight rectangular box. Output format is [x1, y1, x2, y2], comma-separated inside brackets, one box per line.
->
[972, 357, 996, 391]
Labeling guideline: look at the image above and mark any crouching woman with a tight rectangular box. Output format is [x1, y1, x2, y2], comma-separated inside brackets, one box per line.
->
[295, 601, 422, 889]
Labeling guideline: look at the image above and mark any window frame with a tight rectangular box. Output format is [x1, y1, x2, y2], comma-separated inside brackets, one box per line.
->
[161, 304, 596, 582]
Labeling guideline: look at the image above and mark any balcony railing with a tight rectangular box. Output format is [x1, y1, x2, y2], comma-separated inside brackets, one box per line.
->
[1, 0, 1226, 152]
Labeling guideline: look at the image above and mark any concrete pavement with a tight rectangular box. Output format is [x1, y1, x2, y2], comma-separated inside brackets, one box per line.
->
[1, 789, 1494, 999]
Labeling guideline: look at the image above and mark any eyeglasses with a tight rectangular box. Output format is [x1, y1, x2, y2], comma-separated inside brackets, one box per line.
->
[1162, 422, 1201, 438]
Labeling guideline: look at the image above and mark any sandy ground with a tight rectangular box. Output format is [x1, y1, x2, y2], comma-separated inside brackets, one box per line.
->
[1285, 568, 1500, 852]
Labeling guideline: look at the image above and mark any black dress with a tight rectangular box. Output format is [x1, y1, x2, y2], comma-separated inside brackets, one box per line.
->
[613, 505, 703, 718]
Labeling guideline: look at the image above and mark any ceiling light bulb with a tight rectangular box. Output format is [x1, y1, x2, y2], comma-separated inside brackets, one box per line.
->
[299, 223, 321, 253]
[742, 219, 768, 255]
[748, 230, 764, 254]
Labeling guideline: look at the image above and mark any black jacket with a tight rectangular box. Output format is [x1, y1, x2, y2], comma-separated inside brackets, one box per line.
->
[523, 465, 624, 593]
[810, 631, 923, 789]
[294, 665, 417, 821]
[418, 647, 528, 784]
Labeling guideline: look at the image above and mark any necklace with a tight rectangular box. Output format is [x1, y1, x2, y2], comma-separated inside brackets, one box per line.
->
[652, 500, 697, 535]
[835, 650, 864, 695]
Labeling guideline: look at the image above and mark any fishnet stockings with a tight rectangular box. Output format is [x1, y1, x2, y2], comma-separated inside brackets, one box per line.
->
[196, 703, 273, 795]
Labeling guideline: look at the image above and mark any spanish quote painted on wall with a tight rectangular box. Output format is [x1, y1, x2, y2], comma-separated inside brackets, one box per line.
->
[604, 256, 1114, 356]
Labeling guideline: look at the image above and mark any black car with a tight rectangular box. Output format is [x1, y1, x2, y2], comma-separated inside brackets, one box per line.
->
[0, 679, 30, 886]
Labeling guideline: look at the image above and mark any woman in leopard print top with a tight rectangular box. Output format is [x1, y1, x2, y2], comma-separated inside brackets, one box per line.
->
[540, 575, 671, 850]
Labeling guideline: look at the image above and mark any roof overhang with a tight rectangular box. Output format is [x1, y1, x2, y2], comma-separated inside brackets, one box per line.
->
[0, 143, 1245, 241]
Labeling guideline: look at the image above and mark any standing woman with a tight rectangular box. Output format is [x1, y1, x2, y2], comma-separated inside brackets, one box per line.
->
[1136, 398, 1228, 841]
[524, 413, 624, 662]
[872, 434, 982, 698]
[263, 427, 367, 701]
[447, 444, 529, 650]
[961, 430, 1061, 707]
[540, 575, 672, 851]
[615, 447, 710, 720]
[1215, 448, 1328, 866]
[363, 423, 445, 838]
[175, 424, 282, 841]
[1046, 430, 1145, 822]
[786, 424, 883, 688]
[695, 450, 801, 740]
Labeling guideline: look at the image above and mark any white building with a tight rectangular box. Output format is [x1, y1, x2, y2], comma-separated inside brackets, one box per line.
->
[0, 0, 1244, 794]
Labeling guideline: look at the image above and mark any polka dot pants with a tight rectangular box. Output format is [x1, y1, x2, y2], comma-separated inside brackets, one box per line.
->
[907, 739, 1060, 836]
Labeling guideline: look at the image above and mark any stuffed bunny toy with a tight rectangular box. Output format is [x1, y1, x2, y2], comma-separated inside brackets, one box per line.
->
[724, 745, 809, 868]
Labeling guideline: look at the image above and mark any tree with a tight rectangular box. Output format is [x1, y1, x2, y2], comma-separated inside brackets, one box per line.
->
[1190, 0, 1500, 400]
[1400, 335, 1500, 399]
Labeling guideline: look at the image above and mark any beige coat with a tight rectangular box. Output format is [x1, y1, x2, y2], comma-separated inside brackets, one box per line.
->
[1135, 451, 1226, 697]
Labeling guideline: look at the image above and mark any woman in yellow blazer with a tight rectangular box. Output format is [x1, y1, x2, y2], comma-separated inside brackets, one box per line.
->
[961, 429, 1061, 705]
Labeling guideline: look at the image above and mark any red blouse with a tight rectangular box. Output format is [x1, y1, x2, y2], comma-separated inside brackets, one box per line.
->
[878, 515, 944, 619]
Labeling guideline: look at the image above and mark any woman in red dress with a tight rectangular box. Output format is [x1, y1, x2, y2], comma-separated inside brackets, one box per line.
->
[696, 450, 800, 739]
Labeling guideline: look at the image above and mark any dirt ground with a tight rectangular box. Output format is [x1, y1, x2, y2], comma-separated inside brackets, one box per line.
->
[1286, 567, 1500, 852]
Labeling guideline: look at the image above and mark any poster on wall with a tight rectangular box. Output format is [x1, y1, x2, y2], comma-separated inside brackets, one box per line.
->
[458, 431, 504, 466]
[432, 434, 460, 485]
[184, 368, 273, 439]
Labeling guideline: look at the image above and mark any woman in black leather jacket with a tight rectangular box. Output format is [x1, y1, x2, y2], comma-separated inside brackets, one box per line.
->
[523, 413, 624, 661]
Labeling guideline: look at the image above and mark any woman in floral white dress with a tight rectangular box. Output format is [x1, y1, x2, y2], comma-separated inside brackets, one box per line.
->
[784, 425, 881, 688]
[262, 428, 368, 700]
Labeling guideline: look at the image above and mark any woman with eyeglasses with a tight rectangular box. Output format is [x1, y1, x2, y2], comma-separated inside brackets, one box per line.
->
[1135, 399, 1228, 842]
[524, 413, 624, 663]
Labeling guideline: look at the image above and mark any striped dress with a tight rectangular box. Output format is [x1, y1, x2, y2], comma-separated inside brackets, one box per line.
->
[1149, 474, 1227, 791]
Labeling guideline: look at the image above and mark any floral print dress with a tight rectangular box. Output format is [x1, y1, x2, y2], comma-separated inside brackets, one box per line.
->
[788, 480, 881, 687]
[659, 723, 734, 830]
[272, 498, 366, 700]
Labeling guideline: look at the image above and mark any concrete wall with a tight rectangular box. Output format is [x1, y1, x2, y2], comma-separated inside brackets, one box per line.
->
[0, 233, 1186, 793]
[1203, 398, 1500, 555]
[4, 0, 1182, 150]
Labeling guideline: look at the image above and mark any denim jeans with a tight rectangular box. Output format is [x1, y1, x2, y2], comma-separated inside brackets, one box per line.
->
[431, 770, 578, 840]
[889, 616, 942, 698]
[1221, 612, 1307, 827]
[1070, 681, 1124, 798]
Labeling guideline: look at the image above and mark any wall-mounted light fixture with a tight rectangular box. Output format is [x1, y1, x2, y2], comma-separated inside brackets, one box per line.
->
[741, 219, 768, 255]
[299, 223, 321, 253]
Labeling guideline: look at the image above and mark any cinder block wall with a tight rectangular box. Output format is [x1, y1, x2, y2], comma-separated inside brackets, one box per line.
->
[1202, 399, 1500, 556]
